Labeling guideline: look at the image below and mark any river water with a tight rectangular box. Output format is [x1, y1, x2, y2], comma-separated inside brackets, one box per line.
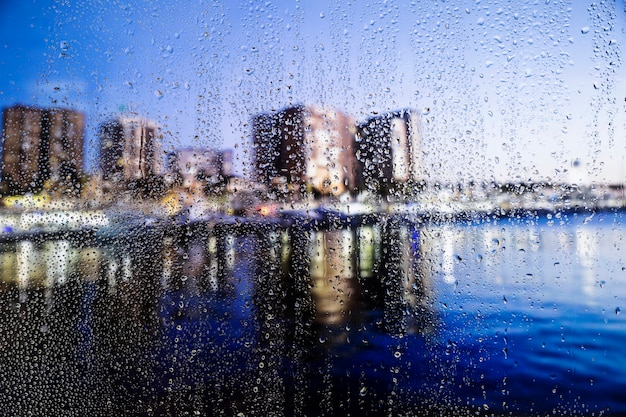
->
[0, 211, 624, 416]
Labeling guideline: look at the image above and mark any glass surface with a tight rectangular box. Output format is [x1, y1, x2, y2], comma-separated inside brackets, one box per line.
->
[1, 1, 626, 416]
[0, 213, 625, 415]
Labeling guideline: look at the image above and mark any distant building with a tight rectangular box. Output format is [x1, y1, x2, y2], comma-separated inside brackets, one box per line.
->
[252, 105, 357, 198]
[355, 109, 422, 195]
[1, 105, 84, 195]
[167, 148, 233, 190]
[98, 115, 162, 193]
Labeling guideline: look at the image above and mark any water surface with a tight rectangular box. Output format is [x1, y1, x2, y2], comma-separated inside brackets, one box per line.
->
[0, 211, 624, 416]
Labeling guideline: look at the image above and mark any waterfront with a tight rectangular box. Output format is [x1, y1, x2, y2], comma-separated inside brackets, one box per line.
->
[0, 210, 625, 416]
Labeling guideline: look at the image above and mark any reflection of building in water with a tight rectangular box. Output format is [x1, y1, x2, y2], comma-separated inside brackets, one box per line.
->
[310, 230, 360, 326]
[1, 240, 78, 289]
[440, 228, 457, 285]
[372, 219, 433, 335]
[1, 105, 85, 195]
[355, 109, 422, 196]
[576, 227, 599, 298]
[300, 219, 433, 336]
[252, 105, 357, 199]
[97, 115, 162, 194]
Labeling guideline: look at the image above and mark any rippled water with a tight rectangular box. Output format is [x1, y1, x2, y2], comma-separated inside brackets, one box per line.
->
[420, 211, 626, 415]
[0, 211, 624, 416]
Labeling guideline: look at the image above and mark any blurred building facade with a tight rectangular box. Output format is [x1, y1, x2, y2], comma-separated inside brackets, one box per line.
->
[355, 109, 422, 195]
[0, 105, 84, 196]
[252, 105, 357, 199]
[98, 115, 162, 195]
[167, 148, 233, 191]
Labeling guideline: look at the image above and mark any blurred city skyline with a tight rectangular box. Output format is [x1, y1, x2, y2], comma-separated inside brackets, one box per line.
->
[2, 0, 626, 185]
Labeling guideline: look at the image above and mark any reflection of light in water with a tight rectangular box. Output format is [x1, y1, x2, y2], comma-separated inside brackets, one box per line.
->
[122, 255, 132, 282]
[527, 229, 541, 253]
[576, 227, 598, 298]
[398, 226, 419, 308]
[77, 247, 102, 282]
[225, 235, 235, 270]
[161, 237, 174, 287]
[266, 230, 281, 263]
[441, 228, 456, 284]
[44, 240, 70, 286]
[183, 240, 207, 286]
[310, 230, 357, 325]
[207, 235, 219, 292]
[17, 240, 34, 289]
[14, 239, 78, 288]
[555, 229, 573, 252]
[357, 226, 377, 278]
[106, 254, 119, 290]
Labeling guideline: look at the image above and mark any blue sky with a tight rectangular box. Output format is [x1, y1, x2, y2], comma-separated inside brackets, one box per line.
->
[2, 0, 626, 185]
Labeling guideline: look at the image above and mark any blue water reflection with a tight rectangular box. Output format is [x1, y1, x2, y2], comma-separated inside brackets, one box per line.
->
[0, 212, 625, 415]
[427, 212, 626, 415]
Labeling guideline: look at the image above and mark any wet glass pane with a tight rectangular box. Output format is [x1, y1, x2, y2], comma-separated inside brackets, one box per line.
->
[1, 1, 626, 416]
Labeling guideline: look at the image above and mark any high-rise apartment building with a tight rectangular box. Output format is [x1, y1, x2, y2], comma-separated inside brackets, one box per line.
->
[98, 116, 162, 188]
[252, 105, 357, 198]
[1, 105, 84, 195]
[355, 109, 422, 194]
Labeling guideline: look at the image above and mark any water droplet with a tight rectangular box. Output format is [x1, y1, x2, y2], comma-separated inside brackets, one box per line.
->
[319, 12, 325, 18]
[581, 26, 590, 34]
[616, 307, 621, 315]
[154, 89, 164, 99]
